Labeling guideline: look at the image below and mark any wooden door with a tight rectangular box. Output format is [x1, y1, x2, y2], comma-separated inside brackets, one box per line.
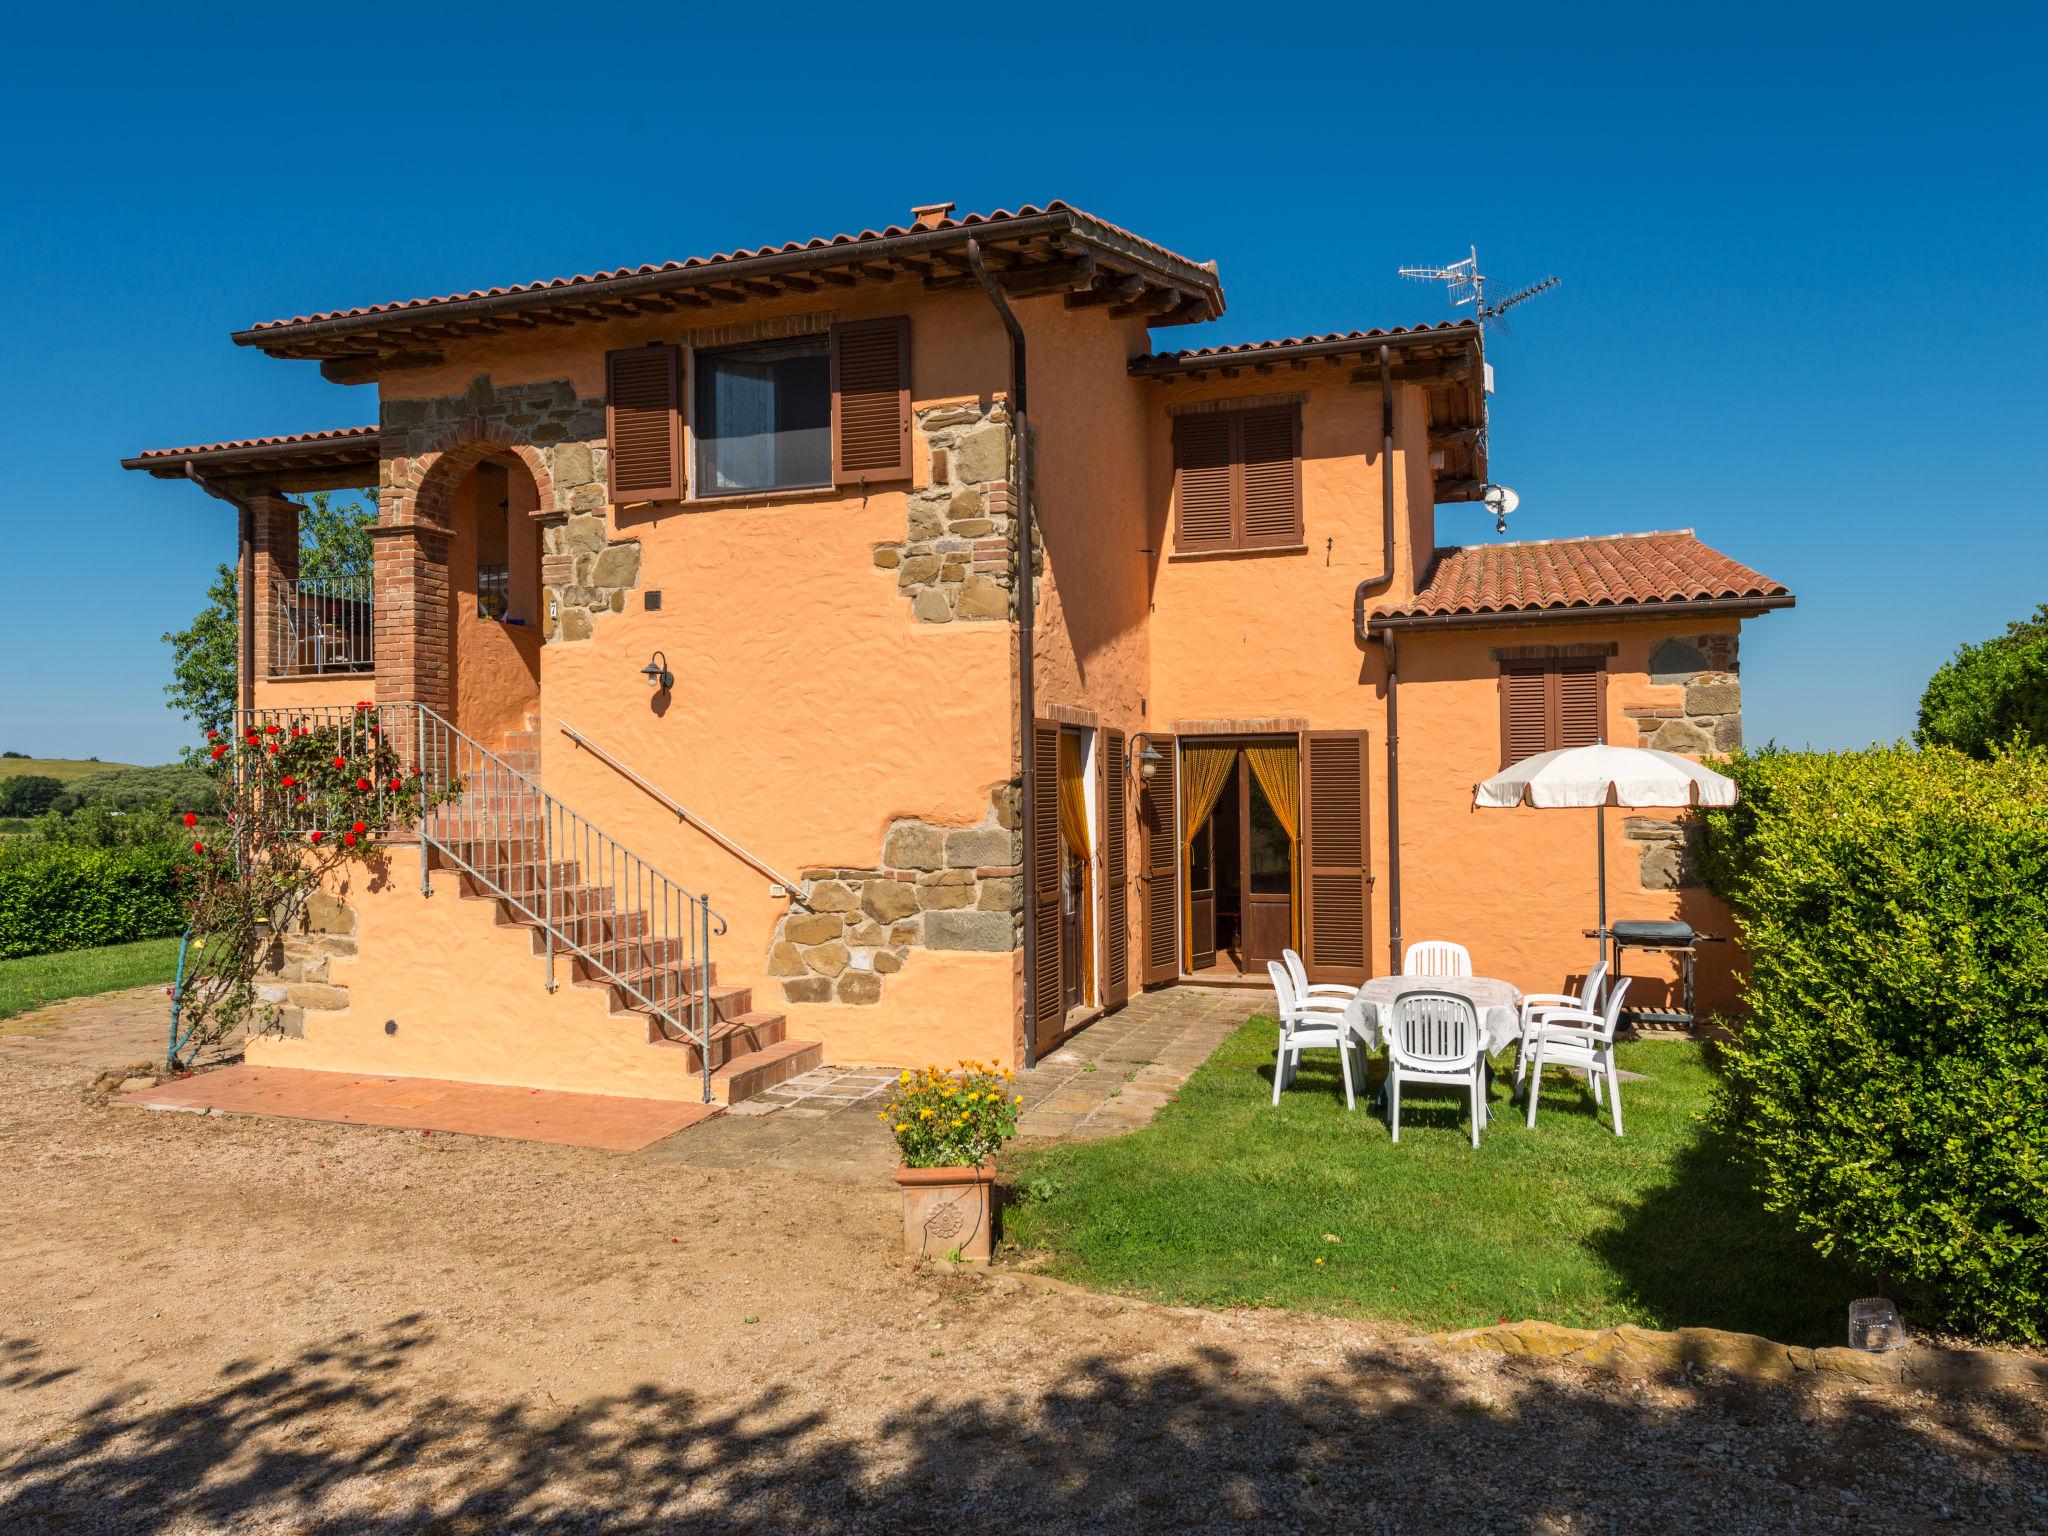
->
[1302, 731, 1372, 985]
[1030, 720, 1063, 1051]
[1100, 729, 1130, 1010]
[1241, 758, 1293, 965]
[1189, 816, 1217, 971]
[1139, 739, 1179, 986]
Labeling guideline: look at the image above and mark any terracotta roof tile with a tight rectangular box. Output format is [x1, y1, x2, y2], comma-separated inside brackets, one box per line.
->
[126, 426, 380, 460]
[1375, 530, 1791, 623]
[243, 201, 1216, 336]
[1132, 321, 1474, 369]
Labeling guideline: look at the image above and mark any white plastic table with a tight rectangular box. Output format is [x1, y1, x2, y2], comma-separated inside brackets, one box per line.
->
[1343, 975, 1524, 1056]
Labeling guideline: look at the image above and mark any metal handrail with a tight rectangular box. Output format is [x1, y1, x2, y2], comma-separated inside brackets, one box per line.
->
[271, 575, 373, 676]
[237, 702, 726, 1103]
[554, 716, 812, 905]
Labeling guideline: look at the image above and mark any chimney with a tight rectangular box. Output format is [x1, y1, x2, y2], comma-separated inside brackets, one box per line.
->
[910, 202, 955, 231]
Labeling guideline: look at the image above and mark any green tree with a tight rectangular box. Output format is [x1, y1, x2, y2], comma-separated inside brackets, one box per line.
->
[160, 492, 377, 757]
[1917, 603, 2048, 756]
[0, 775, 64, 817]
[163, 563, 239, 759]
[297, 490, 376, 583]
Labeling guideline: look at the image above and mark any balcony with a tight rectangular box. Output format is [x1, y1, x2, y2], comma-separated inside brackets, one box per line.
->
[271, 576, 373, 676]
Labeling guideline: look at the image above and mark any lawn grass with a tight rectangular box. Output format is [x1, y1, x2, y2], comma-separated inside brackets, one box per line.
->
[0, 757, 142, 784]
[1001, 1014, 1870, 1345]
[0, 937, 181, 1020]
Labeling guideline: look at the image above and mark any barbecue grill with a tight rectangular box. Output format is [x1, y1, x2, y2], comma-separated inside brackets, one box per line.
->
[1587, 920, 1725, 1031]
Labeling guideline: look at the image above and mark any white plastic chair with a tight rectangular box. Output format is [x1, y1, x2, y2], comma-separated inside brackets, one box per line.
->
[1402, 941, 1473, 978]
[1523, 977, 1633, 1136]
[1514, 961, 1609, 1087]
[1386, 990, 1486, 1148]
[1283, 947, 1359, 1008]
[1267, 961, 1359, 1112]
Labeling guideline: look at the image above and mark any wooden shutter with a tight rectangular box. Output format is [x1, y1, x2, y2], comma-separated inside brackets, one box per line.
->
[1172, 416, 1234, 550]
[1238, 408, 1302, 546]
[1101, 728, 1129, 1009]
[1500, 666, 1552, 767]
[830, 316, 911, 483]
[1140, 739, 1179, 985]
[1557, 662, 1606, 749]
[606, 344, 683, 503]
[1302, 731, 1371, 985]
[1030, 720, 1063, 1046]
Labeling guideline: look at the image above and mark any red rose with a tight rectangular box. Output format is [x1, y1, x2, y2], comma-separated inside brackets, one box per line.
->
[351, 820, 366, 835]
[280, 775, 296, 787]
[356, 777, 371, 791]
[210, 746, 226, 760]
[207, 730, 219, 740]
[182, 812, 197, 828]
[192, 840, 205, 853]
[310, 831, 324, 843]
[343, 832, 357, 847]
[295, 794, 308, 804]
[388, 777, 401, 791]
[264, 724, 278, 735]
[332, 756, 346, 769]
[266, 744, 278, 755]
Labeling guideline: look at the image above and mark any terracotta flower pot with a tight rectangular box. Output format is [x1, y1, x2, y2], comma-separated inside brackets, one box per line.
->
[896, 1161, 997, 1263]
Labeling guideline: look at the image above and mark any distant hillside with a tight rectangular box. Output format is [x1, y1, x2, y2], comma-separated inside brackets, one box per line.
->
[0, 757, 147, 784]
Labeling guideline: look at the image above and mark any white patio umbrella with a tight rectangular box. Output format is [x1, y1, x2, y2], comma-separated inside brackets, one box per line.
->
[1473, 743, 1738, 977]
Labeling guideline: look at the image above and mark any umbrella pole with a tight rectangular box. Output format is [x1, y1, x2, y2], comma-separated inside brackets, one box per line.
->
[1596, 801, 1608, 998]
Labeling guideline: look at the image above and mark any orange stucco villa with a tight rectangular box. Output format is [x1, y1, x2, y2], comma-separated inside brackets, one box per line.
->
[124, 199, 1792, 1105]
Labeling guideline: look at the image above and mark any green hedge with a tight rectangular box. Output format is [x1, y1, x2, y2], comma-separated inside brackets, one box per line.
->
[1699, 744, 2048, 1342]
[0, 839, 191, 959]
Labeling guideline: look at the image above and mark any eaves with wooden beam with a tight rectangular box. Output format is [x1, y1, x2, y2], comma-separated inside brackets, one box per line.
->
[119, 425, 381, 494]
[1130, 321, 1491, 498]
[232, 202, 1226, 385]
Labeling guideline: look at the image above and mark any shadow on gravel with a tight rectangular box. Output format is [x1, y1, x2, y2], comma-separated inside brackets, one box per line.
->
[3, 1320, 2045, 1532]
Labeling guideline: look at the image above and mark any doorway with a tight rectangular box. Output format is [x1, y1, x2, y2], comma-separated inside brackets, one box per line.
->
[448, 458, 543, 750]
[1182, 738, 1298, 978]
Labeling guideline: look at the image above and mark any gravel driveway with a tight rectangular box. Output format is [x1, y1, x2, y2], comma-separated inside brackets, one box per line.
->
[2, 991, 2045, 1532]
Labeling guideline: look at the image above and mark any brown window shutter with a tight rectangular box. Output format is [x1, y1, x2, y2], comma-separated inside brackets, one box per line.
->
[606, 343, 683, 503]
[1557, 662, 1606, 749]
[830, 316, 911, 483]
[1500, 666, 1552, 766]
[1238, 408, 1302, 545]
[1140, 740, 1180, 984]
[1302, 731, 1371, 985]
[1172, 416, 1234, 549]
[1101, 728, 1129, 1009]
[1030, 720, 1063, 1043]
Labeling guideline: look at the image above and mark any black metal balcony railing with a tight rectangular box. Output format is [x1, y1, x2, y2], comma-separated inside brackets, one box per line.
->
[271, 576, 373, 676]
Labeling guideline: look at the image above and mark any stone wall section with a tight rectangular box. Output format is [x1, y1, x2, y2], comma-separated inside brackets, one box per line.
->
[381, 374, 641, 644]
[871, 403, 1035, 623]
[767, 785, 1022, 1005]
[1623, 634, 1742, 889]
[253, 891, 359, 1039]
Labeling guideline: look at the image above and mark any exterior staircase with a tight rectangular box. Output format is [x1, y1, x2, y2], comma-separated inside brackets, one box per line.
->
[418, 713, 821, 1107]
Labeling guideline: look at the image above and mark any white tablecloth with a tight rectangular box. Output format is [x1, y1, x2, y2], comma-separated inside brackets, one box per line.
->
[1343, 976, 1523, 1055]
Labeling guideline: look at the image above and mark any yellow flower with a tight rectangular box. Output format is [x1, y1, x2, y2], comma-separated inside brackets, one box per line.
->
[1013, 1096, 1023, 1107]
[920, 1107, 935, 1118]
[954, 1115, 967, 1126]
[894, 1123, 909, 1133]
[899, 1070, 913, 1084]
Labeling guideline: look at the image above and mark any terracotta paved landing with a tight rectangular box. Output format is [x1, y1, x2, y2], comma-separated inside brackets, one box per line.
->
[115, 1065, 721, 1151]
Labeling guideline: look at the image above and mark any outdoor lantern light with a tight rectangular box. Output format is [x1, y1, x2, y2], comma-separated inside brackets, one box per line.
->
[640, 651, 674, 691]
[1128, 735, 1164, 782]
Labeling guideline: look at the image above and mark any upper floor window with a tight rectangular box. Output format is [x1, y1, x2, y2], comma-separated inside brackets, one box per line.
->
[1171, 405, 1303, 553]
[1500, 658, 1606, 766]
[605, 317, 911, 505]
[695, 338, 832, 495]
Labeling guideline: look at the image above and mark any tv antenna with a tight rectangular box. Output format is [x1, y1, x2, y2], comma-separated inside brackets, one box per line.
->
[1398, 246, 1559, 331]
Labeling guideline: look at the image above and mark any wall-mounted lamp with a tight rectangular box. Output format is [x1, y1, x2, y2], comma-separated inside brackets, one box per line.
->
[1126, 734, 1165, 783]
[640, 650, 675, 692]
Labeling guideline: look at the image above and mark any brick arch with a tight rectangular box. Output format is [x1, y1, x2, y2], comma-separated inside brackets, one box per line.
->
[374, 429, 557, 714]
[396, 423, 559, 532]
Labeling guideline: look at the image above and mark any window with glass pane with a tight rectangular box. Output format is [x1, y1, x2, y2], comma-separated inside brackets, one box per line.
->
[1247, 777, 1291, 895]
[693, 339, 831, 495]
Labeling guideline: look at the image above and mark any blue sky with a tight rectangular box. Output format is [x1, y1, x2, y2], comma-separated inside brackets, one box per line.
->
[3, 5, 2041, 763]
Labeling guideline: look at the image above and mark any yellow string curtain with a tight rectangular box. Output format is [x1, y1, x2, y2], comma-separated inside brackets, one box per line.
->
[1056, 732, 1094, 1005]
[1243, 742, 1302, 951]
[1178, 744, 1238, 968]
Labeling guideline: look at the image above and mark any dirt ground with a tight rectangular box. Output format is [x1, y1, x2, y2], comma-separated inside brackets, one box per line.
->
[3, 991, 2046, 1533]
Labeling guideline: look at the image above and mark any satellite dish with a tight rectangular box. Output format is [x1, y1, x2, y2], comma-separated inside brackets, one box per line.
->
[1481, 483, 1519, 533]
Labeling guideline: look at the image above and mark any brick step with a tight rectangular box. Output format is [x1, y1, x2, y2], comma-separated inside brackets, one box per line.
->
[570, 933, 690, 976]
[500, 732, 540, 756]
[604, 980, 754, 1025]
[647, 1010, 788, 1072]
[712, 1037, 823, 1105]
[506, 908, 651, 952]
[447, 860, 581, 896]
